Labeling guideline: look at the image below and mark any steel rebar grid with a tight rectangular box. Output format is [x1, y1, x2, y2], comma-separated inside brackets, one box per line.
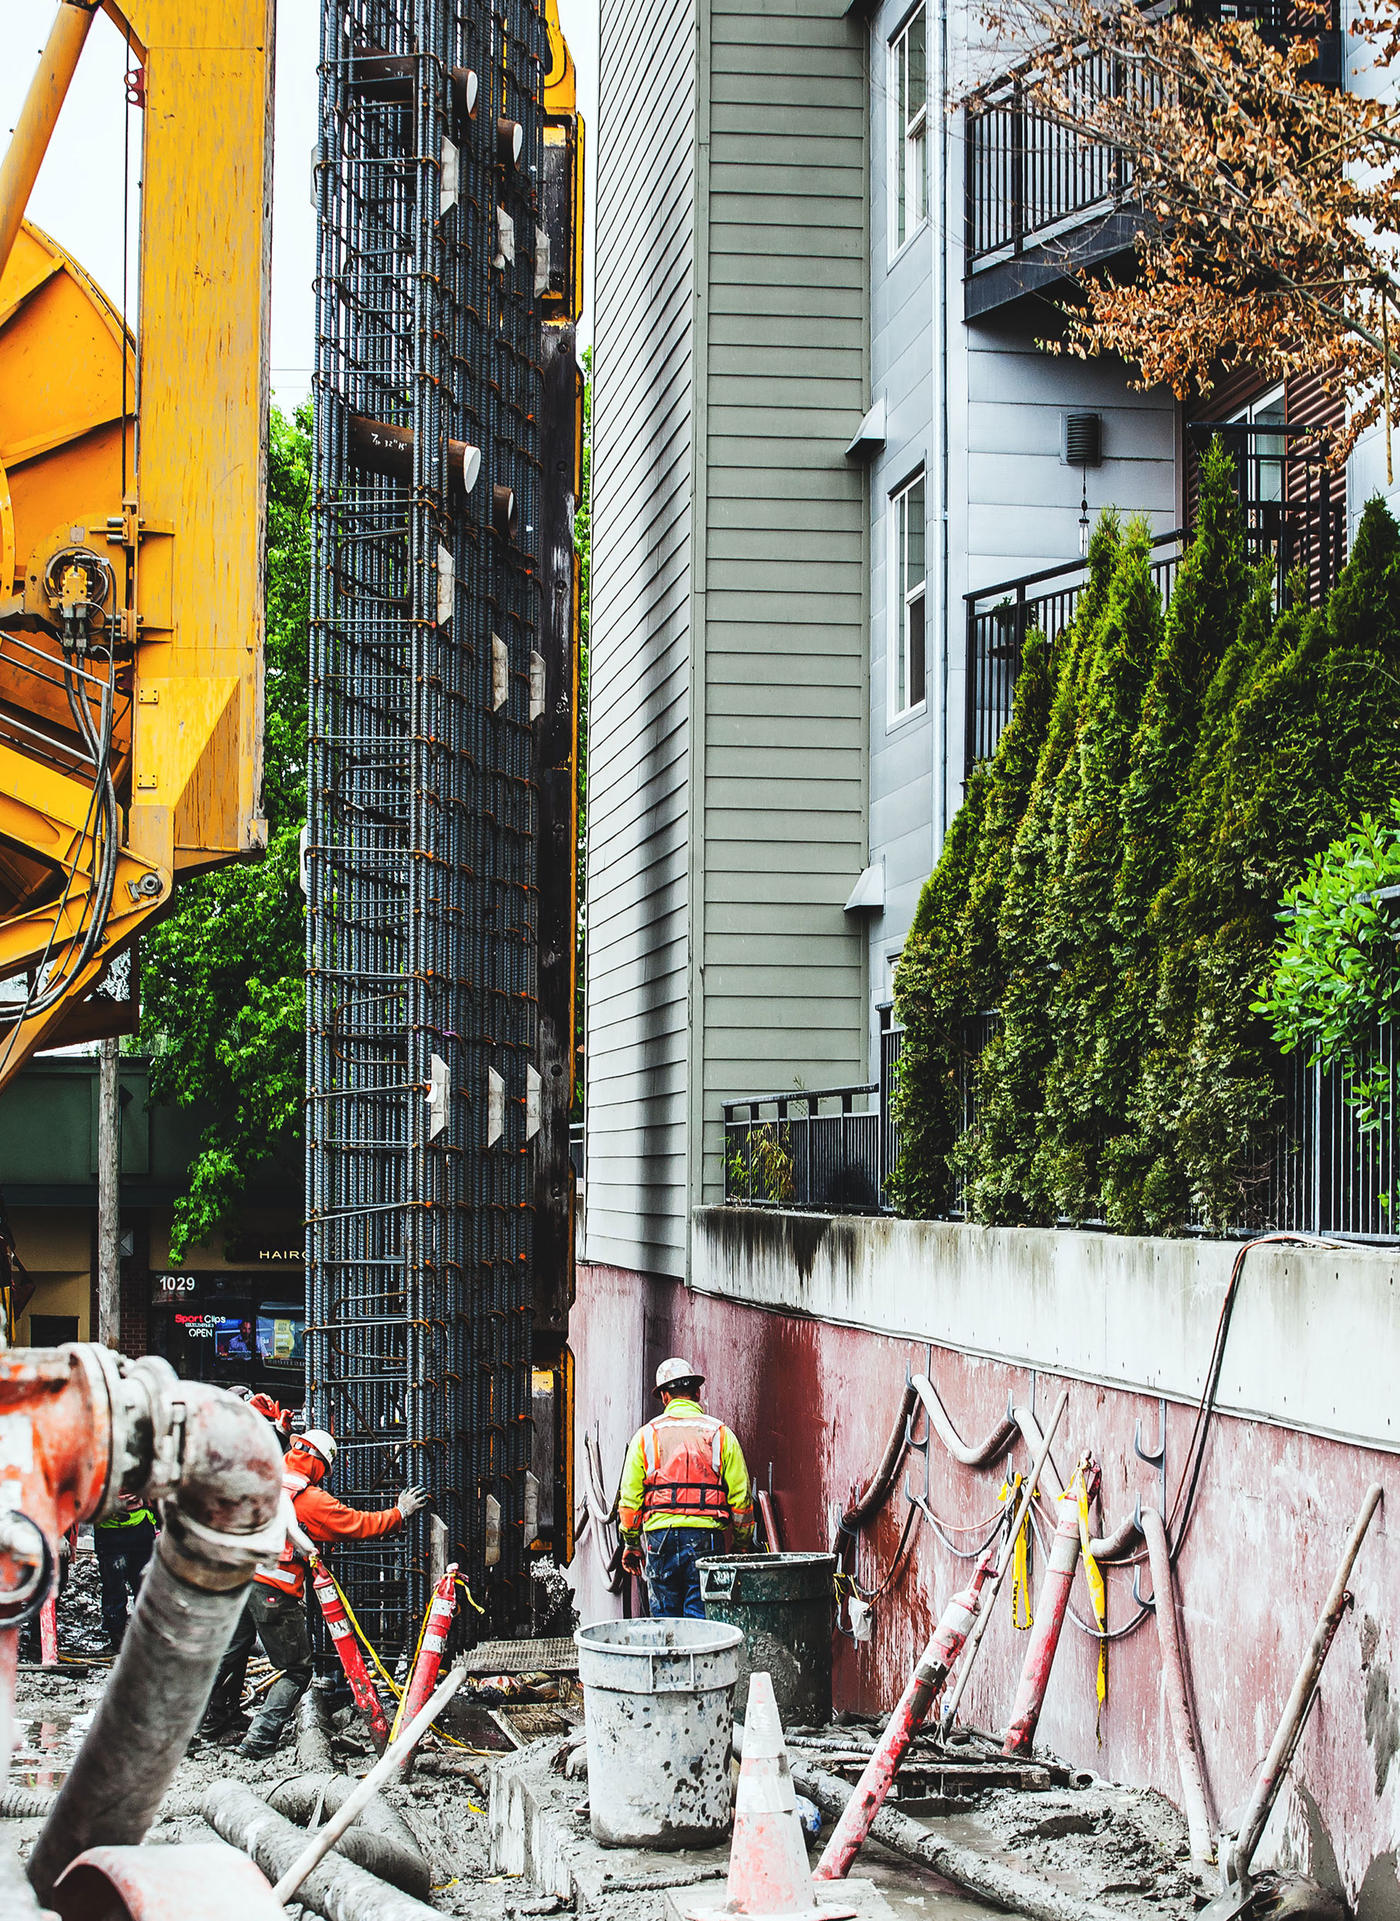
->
[308, 0, 548, 1652]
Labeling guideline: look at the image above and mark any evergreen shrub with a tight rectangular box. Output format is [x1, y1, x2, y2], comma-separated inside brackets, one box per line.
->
[892, 453, 1400, 1231]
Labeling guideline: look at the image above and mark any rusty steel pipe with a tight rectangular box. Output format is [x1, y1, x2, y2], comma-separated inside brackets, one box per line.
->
[1003, 1462, 1100, 1757]
[757, 1489, 782, 1552]
[27, 1383, 285, 1902]
[1227, 1482, 1383, 1888]
[0, 2, 96, 284]
[1140, 1507, 1214, 1866]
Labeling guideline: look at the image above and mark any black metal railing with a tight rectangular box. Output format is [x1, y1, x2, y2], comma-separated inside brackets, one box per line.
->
[722, 1085, 886, 1213]
[965, 51, 1151, 270]
[966, 1, 1340, 277]
[964, 531, 1184, 771]
[965, 424, 1348, 773]
[725, 1018, 1398, 1243]
[1189, 419, 1348, 606]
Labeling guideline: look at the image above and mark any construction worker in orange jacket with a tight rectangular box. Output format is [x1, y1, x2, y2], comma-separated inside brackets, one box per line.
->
[617, 1357, 754, 1618]
[204, 1427, 428, 1755]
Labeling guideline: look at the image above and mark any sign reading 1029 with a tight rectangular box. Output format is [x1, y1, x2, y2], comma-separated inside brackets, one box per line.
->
[154, 1274, 197, 1298]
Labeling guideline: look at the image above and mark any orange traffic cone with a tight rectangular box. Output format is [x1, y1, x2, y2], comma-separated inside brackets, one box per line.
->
[687, 1673, 855, 1921]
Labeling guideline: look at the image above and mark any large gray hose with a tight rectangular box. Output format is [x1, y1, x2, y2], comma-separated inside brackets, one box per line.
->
[203, 1781, 442, 1921]
[296, 1688, 338, 1773]
[27, 1383, 285, 1903]
[268, 1775, 431, 1899]
[794, 1760, 1124, 1921]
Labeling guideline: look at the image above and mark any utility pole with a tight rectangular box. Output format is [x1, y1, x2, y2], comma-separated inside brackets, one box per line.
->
[96, 1037, 120, 1347]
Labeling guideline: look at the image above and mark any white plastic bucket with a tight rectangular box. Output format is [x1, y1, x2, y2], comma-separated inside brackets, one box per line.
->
[575, 1617, 743, 1848]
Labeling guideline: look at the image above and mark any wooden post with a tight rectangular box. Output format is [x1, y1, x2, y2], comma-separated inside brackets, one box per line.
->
[96, 1038, 120, 1347]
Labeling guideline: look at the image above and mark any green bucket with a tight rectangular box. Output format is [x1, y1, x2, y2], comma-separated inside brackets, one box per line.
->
[698, 1550, 837, 1727]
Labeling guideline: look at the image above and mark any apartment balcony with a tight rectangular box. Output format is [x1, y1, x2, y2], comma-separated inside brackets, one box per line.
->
[964, 419, 1345, 770]
[964, 1, 1341, 321]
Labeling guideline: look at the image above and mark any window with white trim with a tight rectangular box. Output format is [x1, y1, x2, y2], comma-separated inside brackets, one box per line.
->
[891, 6, 927, 254]
[891, 473, 927, 719]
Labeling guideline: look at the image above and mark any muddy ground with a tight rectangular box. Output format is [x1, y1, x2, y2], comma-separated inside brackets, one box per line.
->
[1, 1547, 1213, 1921]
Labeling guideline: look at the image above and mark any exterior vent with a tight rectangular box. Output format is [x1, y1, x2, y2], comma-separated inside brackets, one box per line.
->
[1062, 412, 1103, 468]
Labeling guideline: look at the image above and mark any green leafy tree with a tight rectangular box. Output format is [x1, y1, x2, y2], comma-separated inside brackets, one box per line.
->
[1034, 521, 1164, 1220]
[1255, 804, 1400, 1135]
[140, 405, 310, 1256]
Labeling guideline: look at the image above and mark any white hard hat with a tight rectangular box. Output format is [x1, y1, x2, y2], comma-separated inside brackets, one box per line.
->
[294, 1428, 337, 1468]
[655, 1356, 704, 1397]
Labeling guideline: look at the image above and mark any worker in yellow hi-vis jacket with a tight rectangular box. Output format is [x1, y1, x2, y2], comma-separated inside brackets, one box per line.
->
[617, 1357, 754, 1618]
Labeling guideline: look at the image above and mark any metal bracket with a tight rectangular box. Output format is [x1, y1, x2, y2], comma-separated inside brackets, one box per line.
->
[1131, 1399, 1168, 1608]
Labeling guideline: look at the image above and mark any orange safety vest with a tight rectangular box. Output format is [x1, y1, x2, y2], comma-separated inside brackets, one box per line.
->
[258, 1464, 313, 1597]
[637, 1413, 731, 1523]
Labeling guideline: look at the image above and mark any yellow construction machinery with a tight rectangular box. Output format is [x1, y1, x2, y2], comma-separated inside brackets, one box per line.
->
[0, 1, 273, 1085]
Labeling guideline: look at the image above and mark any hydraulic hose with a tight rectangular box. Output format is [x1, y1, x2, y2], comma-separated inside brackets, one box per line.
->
[833, 1379, 918, 1547]
[27, 1385, 284, 1902]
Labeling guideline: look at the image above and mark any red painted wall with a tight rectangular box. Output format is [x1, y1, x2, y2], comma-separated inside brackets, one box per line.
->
[570, 1260, 1400, 1920]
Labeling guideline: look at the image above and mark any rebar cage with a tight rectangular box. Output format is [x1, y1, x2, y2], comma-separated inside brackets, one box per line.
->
[308, 0, 548, 1653]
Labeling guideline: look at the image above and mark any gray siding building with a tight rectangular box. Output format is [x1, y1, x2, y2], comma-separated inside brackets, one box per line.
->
[586, 0, 872, 1278]
[586, 0, 1379, 1276]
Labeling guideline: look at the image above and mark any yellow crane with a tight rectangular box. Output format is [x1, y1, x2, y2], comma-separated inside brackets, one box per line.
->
[0, 0, 273, 1087]
[0, 0, 581, 1099]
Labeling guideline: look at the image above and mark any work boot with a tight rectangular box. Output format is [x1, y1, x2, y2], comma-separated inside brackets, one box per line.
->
[214, 1715, 251, 1746]
[238, 1735, 278, 1761]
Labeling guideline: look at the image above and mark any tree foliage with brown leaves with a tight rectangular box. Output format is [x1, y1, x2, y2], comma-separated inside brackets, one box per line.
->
[988, 0, 1400, 456]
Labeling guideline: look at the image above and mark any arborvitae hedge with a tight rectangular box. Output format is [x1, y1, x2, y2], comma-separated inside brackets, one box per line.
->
[892, 451, 1400, 1231]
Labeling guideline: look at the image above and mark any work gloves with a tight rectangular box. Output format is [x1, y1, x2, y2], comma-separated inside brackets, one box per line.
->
[621, 1545, 644, 1577]
[397, 1485, 431, 1519]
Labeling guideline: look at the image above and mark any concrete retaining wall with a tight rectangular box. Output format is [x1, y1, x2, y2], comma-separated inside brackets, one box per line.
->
[569, 1212, 1400, 1920]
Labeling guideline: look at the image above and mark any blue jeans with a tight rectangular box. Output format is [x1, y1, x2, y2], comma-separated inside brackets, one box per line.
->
[643, 1527, 714, 1619]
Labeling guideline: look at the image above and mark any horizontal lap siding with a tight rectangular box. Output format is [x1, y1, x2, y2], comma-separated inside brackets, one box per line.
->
[699, 0, 870, 1203]
[587, 0, 697, 1277]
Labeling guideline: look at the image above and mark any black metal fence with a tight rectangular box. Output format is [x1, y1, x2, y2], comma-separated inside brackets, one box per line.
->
[724, 1020, 1400, 1244]
[965, 533, 1184, 771]
[965, 425, 1349, 774]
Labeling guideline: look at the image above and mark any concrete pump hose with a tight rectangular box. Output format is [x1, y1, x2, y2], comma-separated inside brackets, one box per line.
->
[28, 1385, 285, 1903]
[296, 1688, 338, 1775]
[203, 1782, 441, 1921]
[268, 1775, 431, 1900]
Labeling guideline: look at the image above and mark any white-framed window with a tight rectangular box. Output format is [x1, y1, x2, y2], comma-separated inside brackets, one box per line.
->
[891, 5, 928, 255]
[1229, 384, 1286, 505]
[890, 472, 927, 720]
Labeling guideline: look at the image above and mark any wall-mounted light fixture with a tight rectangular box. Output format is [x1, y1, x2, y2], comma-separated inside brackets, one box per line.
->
[1062, 412, 1103, 556]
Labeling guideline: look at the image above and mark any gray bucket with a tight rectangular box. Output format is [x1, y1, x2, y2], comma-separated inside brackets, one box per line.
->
[699, 1551, 838, 1727]
[575, 1617, 744, 1848]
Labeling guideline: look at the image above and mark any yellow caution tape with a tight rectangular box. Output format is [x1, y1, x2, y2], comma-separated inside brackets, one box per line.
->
[998, 1474, 1034, 1631]
[1069, 1467, 1107, 1738]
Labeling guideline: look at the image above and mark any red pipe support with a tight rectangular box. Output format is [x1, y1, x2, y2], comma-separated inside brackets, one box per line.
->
[395, 1564, 458, 1765]
[816, 1551, 997, 1879]
[1003, 1469, 1097, 1757]
[311, 1559, 390, 1752]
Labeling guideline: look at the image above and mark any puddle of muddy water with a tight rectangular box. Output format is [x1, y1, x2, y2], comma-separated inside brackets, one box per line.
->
[10, 1703, 94, 1790]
